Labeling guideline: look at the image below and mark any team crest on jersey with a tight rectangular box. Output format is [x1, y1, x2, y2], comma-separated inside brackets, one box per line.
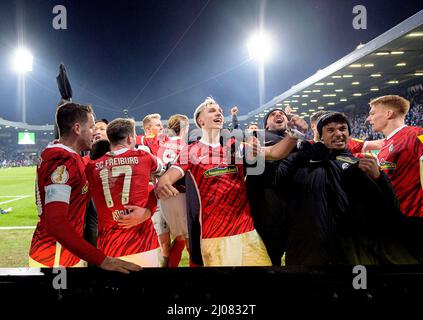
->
[389, 144, 394, 153]
[51, 165, 69, 184]
[380, 161, 396, 174]
[418, 135, 423, 145]
[204, 165, 238, 178]
[82, 181, 89, 194]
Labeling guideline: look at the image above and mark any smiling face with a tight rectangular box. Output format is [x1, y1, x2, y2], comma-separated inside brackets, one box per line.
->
[196, 103, 224, 130]
[321, 121, 349, 150]
[266, 110, 288, 131]
[146, 118, 163, 136]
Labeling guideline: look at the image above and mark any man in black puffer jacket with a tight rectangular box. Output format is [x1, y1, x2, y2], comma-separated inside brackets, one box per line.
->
[270, 112, 421, 265]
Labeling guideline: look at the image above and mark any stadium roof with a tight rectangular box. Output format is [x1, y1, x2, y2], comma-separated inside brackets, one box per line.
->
[239, 9, 423, 125]
[0, 118, 53, 131]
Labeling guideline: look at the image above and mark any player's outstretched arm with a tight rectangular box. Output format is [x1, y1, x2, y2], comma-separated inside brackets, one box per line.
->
[117, 206, 152, 229]
[100, 257, 142, 274]
[363, 139, 384, 152]
[263, 135, 298, 161]
[156, 167, 183, 200]
[264, 116, 309, 161]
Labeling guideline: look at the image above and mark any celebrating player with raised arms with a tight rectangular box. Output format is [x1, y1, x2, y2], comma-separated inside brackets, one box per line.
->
[157, 97, 308, 266]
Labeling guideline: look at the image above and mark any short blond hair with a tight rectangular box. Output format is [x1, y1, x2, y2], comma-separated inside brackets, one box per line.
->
[142, 113, 161, 130]
[369, 95, 410, 115]
[193, 97, 220, 128]
[167, 114, 189, 136]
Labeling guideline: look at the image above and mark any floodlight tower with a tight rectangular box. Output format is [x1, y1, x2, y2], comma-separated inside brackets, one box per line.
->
[12, 48, 33, 123]
[247, 31, 273, 107]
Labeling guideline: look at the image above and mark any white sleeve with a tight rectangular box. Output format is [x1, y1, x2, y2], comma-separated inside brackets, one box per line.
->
[153, 157, 166, 177]
[170, 165, 185, 177]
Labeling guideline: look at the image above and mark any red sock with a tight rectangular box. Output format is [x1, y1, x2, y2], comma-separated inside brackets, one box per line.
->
[168, 239, 185, 267]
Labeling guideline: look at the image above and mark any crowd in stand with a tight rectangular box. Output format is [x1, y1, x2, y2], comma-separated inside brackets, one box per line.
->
[0, 146, 39, 168]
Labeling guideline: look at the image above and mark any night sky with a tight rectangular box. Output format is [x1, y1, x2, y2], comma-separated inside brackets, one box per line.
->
[0, 0, 421, 124]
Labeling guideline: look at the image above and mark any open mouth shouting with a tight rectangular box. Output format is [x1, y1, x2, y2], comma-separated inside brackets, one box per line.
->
[213, 117, 223, 125]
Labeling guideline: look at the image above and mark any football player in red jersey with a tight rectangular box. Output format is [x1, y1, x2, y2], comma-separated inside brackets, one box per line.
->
[310, 111, 383, 154]
[29, 103, 140, 274]
[85, 118, 164, 267]
[137, 113, 176, 266]
[368, 95, 423, 217]
[156, 114, 190, 267]
[157, 97, 308, 266]
[136, 113, 167, 155]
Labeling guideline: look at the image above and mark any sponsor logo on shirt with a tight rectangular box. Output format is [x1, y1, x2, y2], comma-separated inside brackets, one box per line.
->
[203, 165, 238, 178]
[51, 165, 69, 184]
[418, 134, 423, 145]
[380, 161, 396, 174]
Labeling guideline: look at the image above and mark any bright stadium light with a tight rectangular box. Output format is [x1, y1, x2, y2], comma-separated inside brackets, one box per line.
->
[247, 31, 273, 62]
[12, 48, 33, 73]
[12, 48, 33, 123]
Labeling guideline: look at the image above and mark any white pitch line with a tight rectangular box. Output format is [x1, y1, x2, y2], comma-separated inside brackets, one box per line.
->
[0, 226, 36, 230]
[0, 195, 31, 198]
[0, 195, 31, 205]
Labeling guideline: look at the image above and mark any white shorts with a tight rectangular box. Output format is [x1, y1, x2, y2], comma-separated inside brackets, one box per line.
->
[118, 248, 161, 267]
[159, 193, 189, 239]
[151, 202, 170, 236]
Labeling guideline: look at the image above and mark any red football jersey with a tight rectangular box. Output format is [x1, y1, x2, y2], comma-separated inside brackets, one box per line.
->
[378, 126, 423, 217]
[85, 148, 162, 257]
[172, 139, 255, 239]
[156, 136, 187, 165]
[136, 134, 169, 157]
[82, 155, 90, 166]
[30, 143, 90, 267]
[347, 138, 365, 155]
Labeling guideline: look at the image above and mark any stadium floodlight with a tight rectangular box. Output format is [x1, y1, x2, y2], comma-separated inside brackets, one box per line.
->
[12, 48, 33, 73]
[247, 31, 273, 62]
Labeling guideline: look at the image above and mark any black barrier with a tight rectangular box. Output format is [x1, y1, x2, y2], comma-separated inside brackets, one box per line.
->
[1, 266, 423, 316]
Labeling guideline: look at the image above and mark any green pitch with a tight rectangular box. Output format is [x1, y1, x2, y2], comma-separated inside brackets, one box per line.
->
[0, 166, 189, 268]
[0, 167, 37, 267]
[0, 166, 38, 227]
